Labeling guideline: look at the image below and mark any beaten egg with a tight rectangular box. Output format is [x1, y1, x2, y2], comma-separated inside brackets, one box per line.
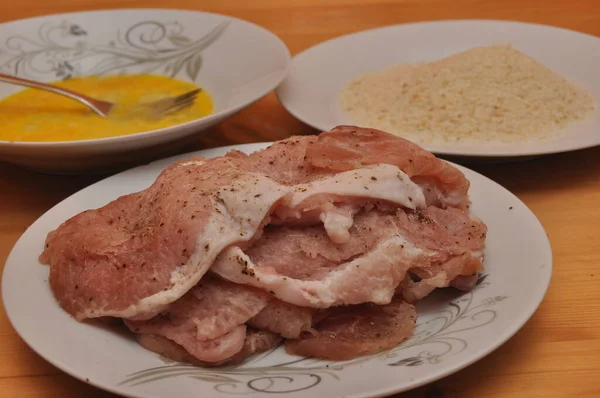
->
[0, 74, 214, 142]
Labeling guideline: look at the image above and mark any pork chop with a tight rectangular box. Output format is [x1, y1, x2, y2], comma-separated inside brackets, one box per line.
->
[137, 328, 282, 367]
[40, 157, 290, 321]
[125, 276, 271, 363]
[285, 298, 417, 360]
[305, 126, 470, 209]
[227, 127, 469, 211]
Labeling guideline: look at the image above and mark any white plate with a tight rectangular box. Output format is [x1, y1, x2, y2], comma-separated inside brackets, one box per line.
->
[2, 143, 552, 398]
[276, 20, 600, 158]
[0, 9, 290, 173]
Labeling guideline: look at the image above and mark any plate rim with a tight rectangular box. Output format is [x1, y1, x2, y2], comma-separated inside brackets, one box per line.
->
[1, 142, 553, 397]
[0, 8, 291, 148]
[275, 18, 600, 158]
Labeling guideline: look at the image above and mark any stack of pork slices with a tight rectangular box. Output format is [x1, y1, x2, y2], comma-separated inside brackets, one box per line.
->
[40, 126, 487, 366]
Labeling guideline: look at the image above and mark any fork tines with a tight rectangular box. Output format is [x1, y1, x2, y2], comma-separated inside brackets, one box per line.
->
[146, 89, 202, 119]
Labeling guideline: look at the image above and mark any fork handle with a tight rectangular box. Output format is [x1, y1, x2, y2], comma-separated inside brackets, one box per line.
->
[0, 73, 112, 116]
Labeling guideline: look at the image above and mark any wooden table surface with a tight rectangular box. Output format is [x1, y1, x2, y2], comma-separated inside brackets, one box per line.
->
[1, 1, 600, 397]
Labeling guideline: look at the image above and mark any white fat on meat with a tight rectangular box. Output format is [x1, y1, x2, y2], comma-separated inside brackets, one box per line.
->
[319, 204, 356, 244]
[122, 174, 290, 319]
[212, 235, 426, 308]
[273, 164, 426, 243]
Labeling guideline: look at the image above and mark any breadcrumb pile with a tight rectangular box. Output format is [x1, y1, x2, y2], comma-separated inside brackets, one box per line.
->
[339, 45, 595, 144]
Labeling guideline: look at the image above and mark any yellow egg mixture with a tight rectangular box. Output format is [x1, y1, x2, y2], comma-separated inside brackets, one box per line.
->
[0, 74, 214, 142]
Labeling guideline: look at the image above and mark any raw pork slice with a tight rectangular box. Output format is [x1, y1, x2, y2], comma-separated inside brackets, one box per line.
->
[230, 127, 470, 209]
[212, 207, 486, 308]
[305, 126, 470, 208]
[395, 207, 486, 301]
[285, 298, 417, 360]
[225, 127, 470, 244]
[125, 276, 271, 363]
[137, 328, 282, 367]
[40, 157, 290, 321]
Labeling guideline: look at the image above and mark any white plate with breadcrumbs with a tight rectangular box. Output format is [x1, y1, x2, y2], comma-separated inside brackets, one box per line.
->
[276, 20, 600, 158]
[2, 143, 552, 398]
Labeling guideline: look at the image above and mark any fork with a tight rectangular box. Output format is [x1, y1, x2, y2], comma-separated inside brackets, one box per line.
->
[0, 73, 201, 119]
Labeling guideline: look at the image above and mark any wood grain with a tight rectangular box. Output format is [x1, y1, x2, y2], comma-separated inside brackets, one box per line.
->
[1, 1, 599, 397]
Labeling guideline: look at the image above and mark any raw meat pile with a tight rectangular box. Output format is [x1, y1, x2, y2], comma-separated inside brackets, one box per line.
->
[40, 126, 487, 366]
